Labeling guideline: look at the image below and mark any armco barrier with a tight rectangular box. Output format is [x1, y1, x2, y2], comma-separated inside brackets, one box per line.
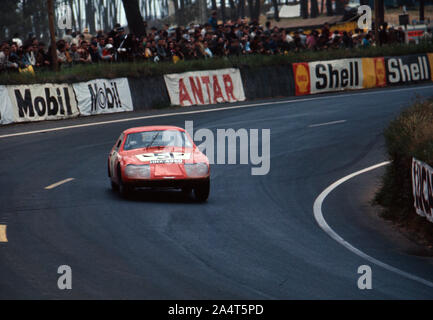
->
[127, 76, 170, 111]
[240, 65, 295, 100]
[1, 53, 433, 126]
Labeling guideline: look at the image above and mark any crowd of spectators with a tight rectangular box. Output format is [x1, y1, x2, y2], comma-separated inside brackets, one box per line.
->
[1, 11, 432, 73]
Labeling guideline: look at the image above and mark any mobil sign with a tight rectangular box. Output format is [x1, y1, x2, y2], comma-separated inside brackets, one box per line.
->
[164, 68, 246, 106]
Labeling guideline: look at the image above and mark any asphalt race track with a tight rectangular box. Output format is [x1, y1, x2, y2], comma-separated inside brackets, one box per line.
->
[1, 85, 433, 299]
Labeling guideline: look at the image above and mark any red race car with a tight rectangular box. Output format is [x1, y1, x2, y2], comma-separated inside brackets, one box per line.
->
[108, 126, 210, 201]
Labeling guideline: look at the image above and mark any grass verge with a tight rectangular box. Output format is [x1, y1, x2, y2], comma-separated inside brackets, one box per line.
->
[374, 97, 433, 248]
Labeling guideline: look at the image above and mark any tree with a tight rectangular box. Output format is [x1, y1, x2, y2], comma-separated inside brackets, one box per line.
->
[221, 0, 226, 22]
[47, 0, 58, 71]
[335, 0, 345, 14]
[326, 0, 333, 16]
[272, 0, 280, 21]
[238, 0, 246, 18]
[311, 0, 319, 18]
[419, 0, 425, 22]
[122, 0, 146, 37]
[301, 0, 308, 18]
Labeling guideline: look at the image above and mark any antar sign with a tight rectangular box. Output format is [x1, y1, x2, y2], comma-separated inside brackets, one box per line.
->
[7, 84, 79, 122]
[164, 68, 246, 106]
[386, 54, 431, 84]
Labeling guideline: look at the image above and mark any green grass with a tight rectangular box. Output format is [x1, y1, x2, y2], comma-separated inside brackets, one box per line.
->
[1, 42, 432, 85]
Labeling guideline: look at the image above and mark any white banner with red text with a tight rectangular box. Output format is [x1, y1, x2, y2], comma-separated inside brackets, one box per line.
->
[164, 68, 246, 106]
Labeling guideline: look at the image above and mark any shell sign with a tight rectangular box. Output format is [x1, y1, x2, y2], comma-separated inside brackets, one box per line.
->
[293, 63, 311, 96]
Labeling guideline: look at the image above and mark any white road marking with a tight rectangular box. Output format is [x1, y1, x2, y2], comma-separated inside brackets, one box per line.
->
[308, 120, 347, 128]
[313, 161, 433, 288]
[45, 178, 75, 190]
[0, 85, 432, 140]
[0, 225, 7, 242]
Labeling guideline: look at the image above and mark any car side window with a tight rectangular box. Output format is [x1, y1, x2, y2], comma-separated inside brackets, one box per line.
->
[115, 134, 123, 151]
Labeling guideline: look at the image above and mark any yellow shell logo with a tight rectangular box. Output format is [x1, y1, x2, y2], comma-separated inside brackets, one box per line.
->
[296, 64, 310, 94]
[375, 58, 386, 86]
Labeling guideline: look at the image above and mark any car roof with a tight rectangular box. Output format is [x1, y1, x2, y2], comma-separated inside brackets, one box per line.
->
[122, 126, 185, 135]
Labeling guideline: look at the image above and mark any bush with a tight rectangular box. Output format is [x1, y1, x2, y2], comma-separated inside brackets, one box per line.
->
[1, 42, 432, 85]
[375, 99, 433, 223]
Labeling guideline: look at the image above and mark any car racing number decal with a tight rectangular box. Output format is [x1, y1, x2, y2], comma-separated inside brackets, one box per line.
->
[135, 152, 191, 164]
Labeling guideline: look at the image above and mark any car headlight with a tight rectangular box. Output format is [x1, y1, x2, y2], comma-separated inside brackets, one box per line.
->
[125, 164, 150, 179]
[184, 163, 209, 178]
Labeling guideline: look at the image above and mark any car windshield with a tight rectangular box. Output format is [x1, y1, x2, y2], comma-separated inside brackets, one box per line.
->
[123, 130, 193, 151]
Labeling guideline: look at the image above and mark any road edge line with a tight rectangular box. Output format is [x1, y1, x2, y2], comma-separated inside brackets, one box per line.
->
[313, 161, 433, 288]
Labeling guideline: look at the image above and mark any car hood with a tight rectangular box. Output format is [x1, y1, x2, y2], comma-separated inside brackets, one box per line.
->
[120, 146, 208, 165]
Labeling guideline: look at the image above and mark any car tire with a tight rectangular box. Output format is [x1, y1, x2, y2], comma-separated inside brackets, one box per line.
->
[117, 167, 132, 198]
[182, 187, 192, 196]
[194, 179, 210, 202]
[111, 180, 118, 192]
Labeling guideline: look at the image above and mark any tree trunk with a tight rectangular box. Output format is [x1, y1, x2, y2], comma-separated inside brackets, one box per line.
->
[47, 0, 58, 71]
[122, 0, 146, 36]
[419, 0, 425, 22]
[311, 0, 319, 18]
[247, 0, 253, 19]
[252, 0, 261, 22]
[326, 0, 333, 16]
[272, 0, 279, 21]
[221, 0, 226, 22]
[238, 0, 246, 18]
[228, 0, 237, 20]
[335, 0, 345, 15]
[301, 0, 308, 18]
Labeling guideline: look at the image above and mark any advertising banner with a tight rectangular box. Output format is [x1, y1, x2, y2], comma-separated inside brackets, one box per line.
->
[73, 78, 134, 116]
[428, 53, 433, 81]
[0, 85, 15, 125]
[6, 83, 79, 123]
[293, 58, 364, 95]
[412, 158, 433, 223]
[292, 63, 311, 96]
[361, 57, 387, 89]
[164, 68, 246, 106]
[385, 54, 431, 85]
